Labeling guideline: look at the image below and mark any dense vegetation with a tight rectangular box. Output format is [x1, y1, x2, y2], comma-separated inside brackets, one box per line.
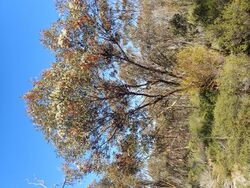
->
[25, 0, 249, 187]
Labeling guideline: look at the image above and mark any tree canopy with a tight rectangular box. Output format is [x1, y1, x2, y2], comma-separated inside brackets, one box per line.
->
[25, 0, 250, 187]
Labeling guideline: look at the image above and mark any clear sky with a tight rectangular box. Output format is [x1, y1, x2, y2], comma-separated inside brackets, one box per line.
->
[0, 1, 94, 188]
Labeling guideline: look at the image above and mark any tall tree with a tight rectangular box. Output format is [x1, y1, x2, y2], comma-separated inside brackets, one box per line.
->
[25, 0, 188, 185]
[25, 0, 250, 187]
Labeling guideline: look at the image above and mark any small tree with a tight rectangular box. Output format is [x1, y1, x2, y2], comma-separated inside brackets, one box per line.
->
[177, 45, 223, 91]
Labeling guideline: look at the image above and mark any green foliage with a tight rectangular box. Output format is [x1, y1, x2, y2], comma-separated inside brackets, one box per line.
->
[199, 90, 218, 146]
[169, 13, 189, 36]
[208, 55, 250, 186]
[177, 45, 223, 91]
[188, 89, 217, 186]
[192, 0, 229, 25]
[188, 54, 250, 187]
[209, 0, 250, 54]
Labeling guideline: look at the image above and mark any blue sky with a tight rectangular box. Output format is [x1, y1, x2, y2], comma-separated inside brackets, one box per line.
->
[0, 1, 94, 187]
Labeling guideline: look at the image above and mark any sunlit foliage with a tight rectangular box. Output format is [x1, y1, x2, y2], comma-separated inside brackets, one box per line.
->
[25, 0, 250, 187]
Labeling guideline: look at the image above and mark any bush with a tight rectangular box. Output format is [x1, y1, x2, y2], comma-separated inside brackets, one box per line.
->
[209, 55, 250, 186]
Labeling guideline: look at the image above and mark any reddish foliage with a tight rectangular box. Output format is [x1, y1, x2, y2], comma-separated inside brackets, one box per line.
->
[85, 54, 100, 63]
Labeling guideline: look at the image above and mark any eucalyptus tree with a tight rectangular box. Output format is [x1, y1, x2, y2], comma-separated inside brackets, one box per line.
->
[25, 0, 188, 185]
